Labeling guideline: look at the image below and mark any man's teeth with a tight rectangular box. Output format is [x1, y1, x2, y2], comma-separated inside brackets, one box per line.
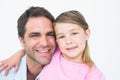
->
[37, 50, 49, 53]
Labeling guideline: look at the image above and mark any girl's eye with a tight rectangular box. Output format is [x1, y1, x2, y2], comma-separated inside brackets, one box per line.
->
[57, 35, 65, 39]
[72, 32, 79, 35]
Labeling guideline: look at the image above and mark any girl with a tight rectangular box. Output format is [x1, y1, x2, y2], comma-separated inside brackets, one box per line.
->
[0, 10, 105, 80]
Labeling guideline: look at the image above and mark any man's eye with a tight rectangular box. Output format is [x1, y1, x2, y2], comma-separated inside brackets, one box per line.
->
[29, 33, 40, 38]
[48, 34, 55, 37]
[30, 34, 39, 38]
[47, 32, 55, 37]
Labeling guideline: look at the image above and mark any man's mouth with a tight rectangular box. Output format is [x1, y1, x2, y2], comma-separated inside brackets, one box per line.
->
[36, 49, 50, 53]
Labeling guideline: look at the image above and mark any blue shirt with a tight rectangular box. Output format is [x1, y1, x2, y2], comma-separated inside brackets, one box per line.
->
[0, 55, 27, 80]
[0, 55, 41, 80]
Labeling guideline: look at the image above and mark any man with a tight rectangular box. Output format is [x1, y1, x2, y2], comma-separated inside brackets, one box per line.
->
[0, 6, 56, 80]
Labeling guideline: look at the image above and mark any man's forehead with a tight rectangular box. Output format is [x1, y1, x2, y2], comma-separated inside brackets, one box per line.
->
[25, 24, 54, 33]
[29, 30, 54, 34]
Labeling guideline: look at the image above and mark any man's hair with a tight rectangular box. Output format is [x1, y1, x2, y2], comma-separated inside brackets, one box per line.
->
[17, 6, 55, 39]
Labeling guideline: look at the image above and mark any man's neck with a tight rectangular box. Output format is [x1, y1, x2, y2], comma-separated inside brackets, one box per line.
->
[26, 56, 44, 80]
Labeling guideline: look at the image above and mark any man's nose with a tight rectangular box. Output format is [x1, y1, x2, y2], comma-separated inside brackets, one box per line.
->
[39, 36, 48, 46]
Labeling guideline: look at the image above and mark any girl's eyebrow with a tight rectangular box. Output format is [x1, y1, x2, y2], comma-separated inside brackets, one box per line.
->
[56, 29, 79, 36]
[70, 28, 79, 31]
[56, 33, 63, 37]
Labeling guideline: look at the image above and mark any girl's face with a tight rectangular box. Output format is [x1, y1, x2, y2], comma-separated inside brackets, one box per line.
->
[55, 23, 90, 63]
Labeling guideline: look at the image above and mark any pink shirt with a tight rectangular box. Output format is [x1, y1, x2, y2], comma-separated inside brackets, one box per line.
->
[39, 48, 105, 80]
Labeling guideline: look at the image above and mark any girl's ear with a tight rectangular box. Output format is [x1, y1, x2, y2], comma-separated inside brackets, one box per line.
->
[18, 36, 24, 48]
[85, 29, 90, 40]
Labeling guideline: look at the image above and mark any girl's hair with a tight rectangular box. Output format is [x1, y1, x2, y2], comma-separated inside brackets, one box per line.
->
[54, 10, 94, 68]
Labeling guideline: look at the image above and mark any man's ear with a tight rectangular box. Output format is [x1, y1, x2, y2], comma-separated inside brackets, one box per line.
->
[18, 36, 24, 48]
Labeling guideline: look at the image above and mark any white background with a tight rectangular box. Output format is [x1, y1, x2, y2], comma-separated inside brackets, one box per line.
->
[0, 0, 120, 80]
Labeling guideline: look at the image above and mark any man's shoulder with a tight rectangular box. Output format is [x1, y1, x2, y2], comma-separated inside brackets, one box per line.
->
[0, 55, 27, 80]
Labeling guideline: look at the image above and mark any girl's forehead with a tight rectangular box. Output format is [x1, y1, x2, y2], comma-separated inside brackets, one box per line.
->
[54, 23, 84, 33]
[55, 23, 83, 30]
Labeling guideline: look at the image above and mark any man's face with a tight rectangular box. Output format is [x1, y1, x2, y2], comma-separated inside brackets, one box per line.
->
[20, 17, 56, 65]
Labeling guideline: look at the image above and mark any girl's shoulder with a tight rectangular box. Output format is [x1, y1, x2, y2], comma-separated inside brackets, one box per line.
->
[86, 65, 105, 80]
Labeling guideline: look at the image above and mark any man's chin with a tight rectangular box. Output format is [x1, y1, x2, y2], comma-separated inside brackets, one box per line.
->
[37, 58, 51, 65]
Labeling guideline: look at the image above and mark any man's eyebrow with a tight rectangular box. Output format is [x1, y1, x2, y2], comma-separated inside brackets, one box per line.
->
[29, 32, 40, 36]
[30, 32, 40, 34]
[47, 31, 54, 33]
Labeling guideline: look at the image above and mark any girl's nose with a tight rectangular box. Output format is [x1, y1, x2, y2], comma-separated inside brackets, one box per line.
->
[65, 36, 73, 45]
